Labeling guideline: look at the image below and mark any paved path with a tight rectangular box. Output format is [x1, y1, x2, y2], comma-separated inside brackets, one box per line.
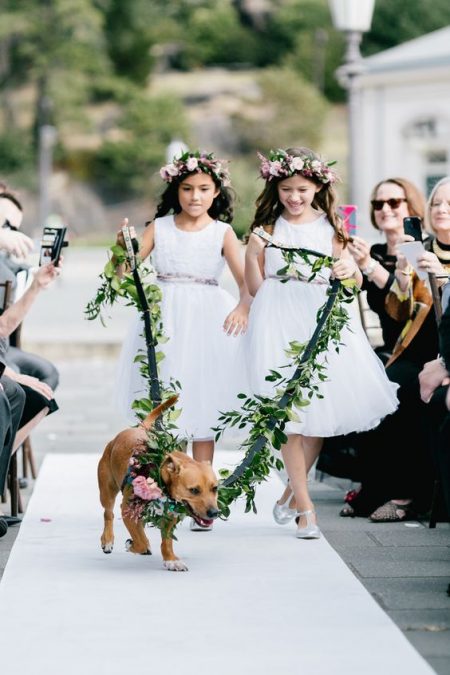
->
[0, 451, 435, 675]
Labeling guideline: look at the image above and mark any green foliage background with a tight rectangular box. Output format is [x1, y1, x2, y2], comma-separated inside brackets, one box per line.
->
[1, 0, 449, 219]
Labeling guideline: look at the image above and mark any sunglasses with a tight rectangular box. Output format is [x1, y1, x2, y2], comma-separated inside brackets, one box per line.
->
[371, 198, 407, 211]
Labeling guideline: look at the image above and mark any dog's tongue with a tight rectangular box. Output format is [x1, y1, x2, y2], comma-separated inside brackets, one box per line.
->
[195, 516, 214, 527]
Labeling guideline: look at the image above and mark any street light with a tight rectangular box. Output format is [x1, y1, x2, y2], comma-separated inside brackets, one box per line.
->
[328, 0, 375, 204]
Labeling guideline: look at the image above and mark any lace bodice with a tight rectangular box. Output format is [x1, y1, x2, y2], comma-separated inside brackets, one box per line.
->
[151, 215, 230, 280]
[264, 214, 333, 282]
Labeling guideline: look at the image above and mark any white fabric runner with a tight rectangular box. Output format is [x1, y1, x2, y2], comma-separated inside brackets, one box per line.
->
[0, 452, 435, 675]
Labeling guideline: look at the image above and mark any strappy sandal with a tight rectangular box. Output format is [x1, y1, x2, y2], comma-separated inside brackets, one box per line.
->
[369, 500, 415, 523]
[339, 504, 356, 517]
[295, 510, 321, 539]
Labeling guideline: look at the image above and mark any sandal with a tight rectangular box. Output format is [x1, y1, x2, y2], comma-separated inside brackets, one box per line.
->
[339, 488, 375, 518]
[339, 504, 355, 517]
[369, 500, 415, 523]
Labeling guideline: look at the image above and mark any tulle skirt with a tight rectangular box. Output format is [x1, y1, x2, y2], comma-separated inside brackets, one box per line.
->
[245, 279, 399, 437]
[115, 281, 248, 439]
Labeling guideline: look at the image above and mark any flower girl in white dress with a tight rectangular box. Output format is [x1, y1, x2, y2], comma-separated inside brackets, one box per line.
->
[245, 147, 398, 539]
[116, 151, 251, 529]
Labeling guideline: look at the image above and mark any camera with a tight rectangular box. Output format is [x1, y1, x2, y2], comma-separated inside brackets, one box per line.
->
[39, 226, 69, 266]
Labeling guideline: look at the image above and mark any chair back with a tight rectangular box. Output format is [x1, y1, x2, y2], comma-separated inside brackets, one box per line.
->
[0, 280, 12, 314]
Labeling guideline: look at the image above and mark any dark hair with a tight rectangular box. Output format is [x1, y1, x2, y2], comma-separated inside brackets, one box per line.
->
[153, 172, 234, 224]
[0, 182, 23, 212]
[248, 146, 346, 244]
[369, 178, 425, 229]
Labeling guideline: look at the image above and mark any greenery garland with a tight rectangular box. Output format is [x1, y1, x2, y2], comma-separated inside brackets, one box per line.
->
[214, 248, 358, 518]
[85, 242, 358, 534]
[85, 245, 187, 538]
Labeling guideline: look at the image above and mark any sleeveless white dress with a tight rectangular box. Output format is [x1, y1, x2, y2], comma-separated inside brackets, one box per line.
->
[245, 214, 399, 437]
[116, 215, 246, 439]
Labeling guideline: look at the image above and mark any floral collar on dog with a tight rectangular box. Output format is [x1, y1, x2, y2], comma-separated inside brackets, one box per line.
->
[122, 442, 187, 538]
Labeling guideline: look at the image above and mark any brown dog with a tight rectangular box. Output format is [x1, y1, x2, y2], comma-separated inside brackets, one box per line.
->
[98, 396, 219, 571]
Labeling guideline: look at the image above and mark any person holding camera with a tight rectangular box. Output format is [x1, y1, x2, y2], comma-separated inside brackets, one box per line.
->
[0, 184, 59, 390]
[332, 177, 449, 522]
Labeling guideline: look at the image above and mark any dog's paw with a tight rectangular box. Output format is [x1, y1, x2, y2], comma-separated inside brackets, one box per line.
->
[125, 538, 151, 555]
[102, 542, 113, 554]
[163, 559, 188, 572]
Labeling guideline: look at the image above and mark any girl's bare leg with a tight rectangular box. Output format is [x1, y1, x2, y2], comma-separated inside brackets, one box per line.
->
[192, 439, 214, 464]
[281, 435, 322, 528]
[277, 436, 323, 510]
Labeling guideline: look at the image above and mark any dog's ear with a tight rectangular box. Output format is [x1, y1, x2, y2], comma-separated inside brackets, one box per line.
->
[160, 453, 181, 485]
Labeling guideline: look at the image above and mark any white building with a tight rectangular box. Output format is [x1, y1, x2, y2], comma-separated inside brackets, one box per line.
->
[354, 25, 450, 237]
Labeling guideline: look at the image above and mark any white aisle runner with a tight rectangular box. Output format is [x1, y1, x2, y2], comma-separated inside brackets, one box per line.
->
[0, 453, 434, 675]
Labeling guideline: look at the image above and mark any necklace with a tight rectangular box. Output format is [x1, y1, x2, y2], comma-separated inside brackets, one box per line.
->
[432, 239, 450, 262]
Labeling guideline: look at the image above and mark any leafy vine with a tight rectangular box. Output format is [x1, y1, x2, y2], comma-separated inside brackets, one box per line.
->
[86, 241, 358, 533]
[214, 250, 358, 518]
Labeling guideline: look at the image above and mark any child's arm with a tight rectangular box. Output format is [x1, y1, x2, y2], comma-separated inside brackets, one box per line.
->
[222, 227, 252, 336]
[245, 232, 266, 297]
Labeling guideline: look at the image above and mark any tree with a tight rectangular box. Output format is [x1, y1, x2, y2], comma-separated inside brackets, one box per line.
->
[1, 0, 111, 144]
[232, 67, 328, 153]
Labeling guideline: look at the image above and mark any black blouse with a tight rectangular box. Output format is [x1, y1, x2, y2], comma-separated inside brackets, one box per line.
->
[364, 241, 440, 366]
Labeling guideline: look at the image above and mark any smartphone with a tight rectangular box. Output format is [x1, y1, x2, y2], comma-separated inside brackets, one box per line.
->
[338, 205, 357, 237]
[403, 217, 423, 242]
[39, 226, 68, 266]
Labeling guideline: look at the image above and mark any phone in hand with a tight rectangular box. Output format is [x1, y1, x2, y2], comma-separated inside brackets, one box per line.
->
[338, 205, 357, 237]
[39, 226, 68, 266]
[403, 217, 423, 242]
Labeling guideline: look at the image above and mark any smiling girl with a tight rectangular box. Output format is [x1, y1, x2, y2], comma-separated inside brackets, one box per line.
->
[244, 147, 398, 539]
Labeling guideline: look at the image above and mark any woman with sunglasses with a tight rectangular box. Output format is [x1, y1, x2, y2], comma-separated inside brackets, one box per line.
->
[336, 177, 449, 522]
[347, 178, 425, 364]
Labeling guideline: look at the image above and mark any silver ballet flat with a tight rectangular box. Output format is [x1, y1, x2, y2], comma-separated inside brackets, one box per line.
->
[295, 509, 321, 539]
[273, 498, 297, 525]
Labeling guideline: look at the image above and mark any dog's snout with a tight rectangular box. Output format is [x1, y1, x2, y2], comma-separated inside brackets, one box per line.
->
[207, 508, 220, 519]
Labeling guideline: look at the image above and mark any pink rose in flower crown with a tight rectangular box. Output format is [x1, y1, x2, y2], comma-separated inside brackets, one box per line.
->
[290, 156, 304, 172]
[132, 475, 163, 501]
[186, 156, 198, 171]
[269, 161, 282, 177]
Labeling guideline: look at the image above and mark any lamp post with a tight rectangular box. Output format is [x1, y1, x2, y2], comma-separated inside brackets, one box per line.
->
[328, 0, 375, 204]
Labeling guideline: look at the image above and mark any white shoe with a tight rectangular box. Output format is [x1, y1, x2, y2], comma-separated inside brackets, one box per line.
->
[273, 498, 297, 525]
[295, 510, 321, 539]
[189, 518, 212, 532]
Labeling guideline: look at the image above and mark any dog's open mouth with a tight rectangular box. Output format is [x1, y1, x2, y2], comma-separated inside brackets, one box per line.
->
[184, 503, 215, 528]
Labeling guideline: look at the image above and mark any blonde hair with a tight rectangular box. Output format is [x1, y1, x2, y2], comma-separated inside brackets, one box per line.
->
[425, 176, 450, 233]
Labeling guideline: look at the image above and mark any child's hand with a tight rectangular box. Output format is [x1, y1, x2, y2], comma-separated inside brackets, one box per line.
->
[223, 304, 249, 336]
[246, 232, 267, 258]
[116, 218, 137, 249]
[332, 257, 357, 280]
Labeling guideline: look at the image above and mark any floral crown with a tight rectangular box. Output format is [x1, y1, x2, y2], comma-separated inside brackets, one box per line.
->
[258, 149, 338, 185]
[159, 150, 231, 187]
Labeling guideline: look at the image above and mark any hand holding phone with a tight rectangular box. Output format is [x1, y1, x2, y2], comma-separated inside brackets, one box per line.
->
[39, 226, 68, 266]
[403, 217, 423, 242]
[338, 204, 357, 238]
